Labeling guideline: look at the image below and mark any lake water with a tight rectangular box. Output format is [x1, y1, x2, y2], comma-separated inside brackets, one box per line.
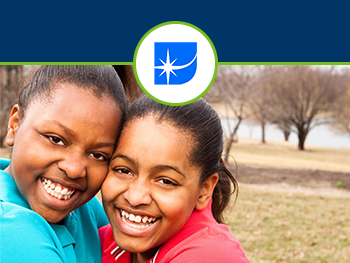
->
[222, 119, 350, 149]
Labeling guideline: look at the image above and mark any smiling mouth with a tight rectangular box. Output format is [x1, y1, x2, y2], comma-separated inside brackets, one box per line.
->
[120, 209, 158, 229]
[41, 177, 76, 200]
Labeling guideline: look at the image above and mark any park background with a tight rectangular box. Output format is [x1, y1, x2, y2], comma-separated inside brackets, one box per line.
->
[1, 65, 349, 263]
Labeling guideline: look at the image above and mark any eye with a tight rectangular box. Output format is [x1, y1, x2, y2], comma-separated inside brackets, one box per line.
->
[48, 136, 64, 146]
[90, 152, 108, 161]
[114, 168, 133, 175]
[158, 178, 178, 186]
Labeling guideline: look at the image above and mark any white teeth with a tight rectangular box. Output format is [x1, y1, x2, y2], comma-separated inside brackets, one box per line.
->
[54, 186, 62, 193]
[135, 216, 142, 223]
[120, 210, 157, 226]
[122, 217, 153, 229]
[41, 177, 75, 200]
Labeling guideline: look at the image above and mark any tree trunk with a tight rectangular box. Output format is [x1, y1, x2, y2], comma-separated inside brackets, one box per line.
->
[224, 117, 242, 163]
[298, 130, 307, 150]
[231, 117, 242, 142]
[283, 130, 290, 141]
[0, 135, 6, 148]
[261, 122, 266, 144]
[224, 132, 235, 163]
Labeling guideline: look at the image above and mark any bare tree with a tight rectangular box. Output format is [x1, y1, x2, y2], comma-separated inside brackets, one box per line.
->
[248, 66, 277, 143]
[0, 66, 23, 146]
[268, 65, 344, 150]
[275, 120, 292, 141]
[206, 65, 260, 162]
[330, 84, 350, 136]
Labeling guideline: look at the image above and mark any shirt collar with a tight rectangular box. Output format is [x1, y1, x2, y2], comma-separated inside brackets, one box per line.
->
[0, 162, 31, 209]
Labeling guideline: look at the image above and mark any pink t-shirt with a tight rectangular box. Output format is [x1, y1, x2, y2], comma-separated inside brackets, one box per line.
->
[99, 201, 250, 263]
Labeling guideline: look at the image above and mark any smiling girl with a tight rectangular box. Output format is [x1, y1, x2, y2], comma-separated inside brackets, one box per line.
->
[99, 96, 250, 263]
[0, 65, 138, 262]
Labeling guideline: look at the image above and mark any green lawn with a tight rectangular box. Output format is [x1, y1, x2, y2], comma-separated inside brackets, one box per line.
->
[229, 186, 350, 263]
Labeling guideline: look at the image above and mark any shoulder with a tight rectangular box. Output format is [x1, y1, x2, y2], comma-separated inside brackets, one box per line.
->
[0, 202, 65, 262]
[0, 158, 10, 170]
[99, 225, 132, 263]
[1, 201, 51, 231]
[98, 224, 114, 250]
[158, 224, 250, 263]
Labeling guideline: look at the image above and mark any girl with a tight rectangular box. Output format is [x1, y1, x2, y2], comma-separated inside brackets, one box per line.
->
[99, 96, 250, 263]
[0, 65, 138, 262]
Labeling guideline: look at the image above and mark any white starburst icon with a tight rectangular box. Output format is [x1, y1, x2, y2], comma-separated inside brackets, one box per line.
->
[155, 49, 197, 85]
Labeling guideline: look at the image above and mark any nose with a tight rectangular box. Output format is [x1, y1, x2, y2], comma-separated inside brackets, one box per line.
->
[123, 178, 152, 207]
[58, 151, 87, 179]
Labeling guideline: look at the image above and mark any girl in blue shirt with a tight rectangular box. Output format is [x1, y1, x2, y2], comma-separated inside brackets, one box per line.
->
[0, 65, 138, 263]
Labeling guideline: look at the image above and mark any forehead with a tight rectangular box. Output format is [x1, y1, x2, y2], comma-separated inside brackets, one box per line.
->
[27, 82, 97, 104]
[21, 85, 121, 139]
[117, 116, 194, 165]
[26, 84, 114, 112]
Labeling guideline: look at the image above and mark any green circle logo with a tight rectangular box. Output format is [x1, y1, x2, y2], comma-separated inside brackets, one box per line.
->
[133, 21, 218, 106]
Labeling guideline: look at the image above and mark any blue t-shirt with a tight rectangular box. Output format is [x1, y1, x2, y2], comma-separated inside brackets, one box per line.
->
[0, 158, 109, 262]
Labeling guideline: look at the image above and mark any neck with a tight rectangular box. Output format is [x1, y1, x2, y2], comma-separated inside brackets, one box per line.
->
[132, 246, 160, 263]
[4, 166, 13, 179]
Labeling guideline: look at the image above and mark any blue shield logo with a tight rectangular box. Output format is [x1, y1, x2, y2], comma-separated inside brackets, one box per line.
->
[154, 42, 197, 85]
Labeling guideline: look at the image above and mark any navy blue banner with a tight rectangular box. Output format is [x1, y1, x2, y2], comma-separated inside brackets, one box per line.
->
[1, 1, 350, 62]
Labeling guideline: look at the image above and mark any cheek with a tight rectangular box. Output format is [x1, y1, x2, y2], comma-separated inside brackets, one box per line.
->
[156, 191, 197, 221]
[101, 175, 121, 202]
[87, 165, 109, 193]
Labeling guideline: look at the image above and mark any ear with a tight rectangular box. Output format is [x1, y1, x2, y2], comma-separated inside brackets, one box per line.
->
[195, 173, 219, 210]
[6, 105, 21, 146]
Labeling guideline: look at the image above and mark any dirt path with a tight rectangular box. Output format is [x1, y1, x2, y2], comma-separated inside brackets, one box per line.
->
[239, 183, 350, 198]
[231, 164, 350, 197]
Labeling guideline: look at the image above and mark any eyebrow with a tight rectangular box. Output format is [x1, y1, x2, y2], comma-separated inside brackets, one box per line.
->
[151, 165, 187, 179]
[46, 120, 115, 148]
[111, 154, 138, 166]
[93, 142, 116, 148]
[46, 120, 77, 137]
[111, 155, 186, 179]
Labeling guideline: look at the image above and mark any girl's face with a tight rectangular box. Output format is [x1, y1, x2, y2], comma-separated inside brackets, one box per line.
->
[102, 116, 213, 258]
[5, 84, 121, 223]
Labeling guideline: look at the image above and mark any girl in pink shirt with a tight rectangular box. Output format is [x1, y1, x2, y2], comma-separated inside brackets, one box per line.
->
[99, 96, 250, 263]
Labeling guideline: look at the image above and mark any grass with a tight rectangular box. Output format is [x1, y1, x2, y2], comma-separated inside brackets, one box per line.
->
[228, 186, 350, 263]
[223, 138, 350, 262]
